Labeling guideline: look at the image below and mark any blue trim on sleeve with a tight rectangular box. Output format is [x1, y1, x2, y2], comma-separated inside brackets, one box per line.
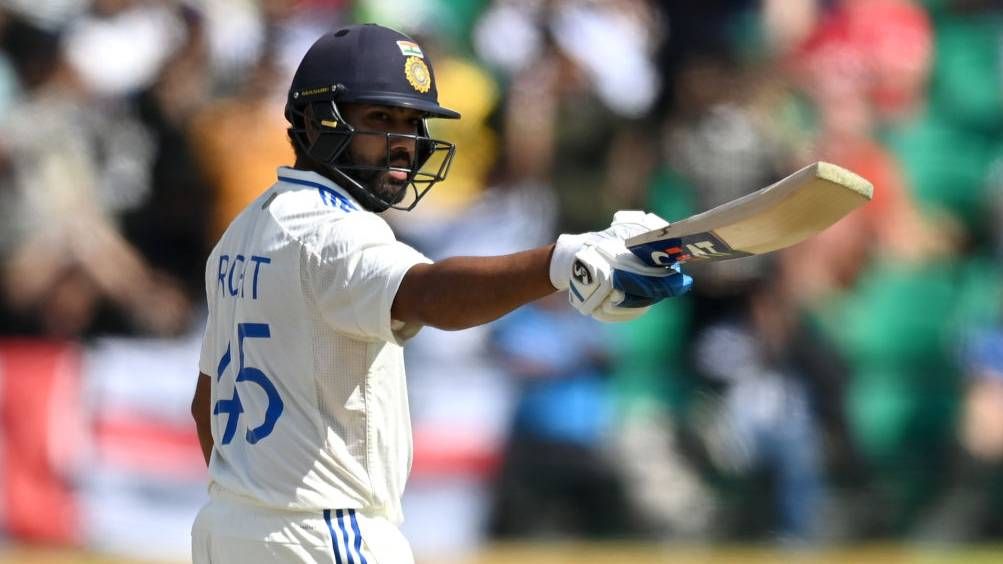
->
[324, 509, 344, 564]
[278, 176, 358, 212]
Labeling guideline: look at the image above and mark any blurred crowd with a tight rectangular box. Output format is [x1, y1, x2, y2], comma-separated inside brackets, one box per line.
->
[2, 0, 1003, 554]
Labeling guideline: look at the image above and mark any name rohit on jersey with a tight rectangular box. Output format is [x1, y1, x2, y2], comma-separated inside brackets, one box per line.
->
[217, 253, 271, 299]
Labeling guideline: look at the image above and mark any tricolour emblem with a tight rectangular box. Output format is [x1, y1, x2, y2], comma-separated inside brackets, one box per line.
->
[396, 40, 424, 58]
[404, 56, 431, 93]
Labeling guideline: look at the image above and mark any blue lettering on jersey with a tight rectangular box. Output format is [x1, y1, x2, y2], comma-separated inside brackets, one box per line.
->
[248, 256, 271, 298]
[228, 254, 245, 296]
[217, 254, 271, 299]
[319, 188, 356, 212]
[217, 255, 228, 293]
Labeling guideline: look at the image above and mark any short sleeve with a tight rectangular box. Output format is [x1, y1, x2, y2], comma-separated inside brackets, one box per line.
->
[307, 213, 432, 344]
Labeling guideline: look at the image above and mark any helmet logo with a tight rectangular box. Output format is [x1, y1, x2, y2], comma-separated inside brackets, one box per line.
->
[405, 56, 431, 94]
[396, 40, 424, 58]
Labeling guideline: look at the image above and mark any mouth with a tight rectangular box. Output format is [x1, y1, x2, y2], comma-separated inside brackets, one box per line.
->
[374, 169, 410, 204]
[387, 170, 409, 182]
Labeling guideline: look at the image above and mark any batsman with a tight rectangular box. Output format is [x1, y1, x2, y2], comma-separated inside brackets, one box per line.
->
[190, 23, 690, 563]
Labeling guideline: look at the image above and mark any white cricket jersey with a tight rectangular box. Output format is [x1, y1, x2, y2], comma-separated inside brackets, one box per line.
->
[198, 167, 431, 524]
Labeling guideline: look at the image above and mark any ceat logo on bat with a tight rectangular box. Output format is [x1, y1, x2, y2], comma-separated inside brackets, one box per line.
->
[644, 233, 739, 265]
[650, 245, 690, 265]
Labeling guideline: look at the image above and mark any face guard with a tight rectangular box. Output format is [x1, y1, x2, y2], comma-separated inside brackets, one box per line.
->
[288, 101, 456, 212]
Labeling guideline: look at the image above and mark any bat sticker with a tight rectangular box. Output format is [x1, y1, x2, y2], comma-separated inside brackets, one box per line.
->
[626, 162, 873, 267]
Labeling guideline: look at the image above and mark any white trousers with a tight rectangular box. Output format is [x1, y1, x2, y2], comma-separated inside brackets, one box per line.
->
[192, 488, 414, 564]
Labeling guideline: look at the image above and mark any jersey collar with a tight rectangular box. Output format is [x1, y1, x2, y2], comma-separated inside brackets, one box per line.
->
[275, 166, 362, 211]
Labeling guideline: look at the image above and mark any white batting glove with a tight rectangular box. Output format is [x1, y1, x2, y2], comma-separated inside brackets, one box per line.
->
[568, 239, 692, 323]
[549, 210, 669, 291]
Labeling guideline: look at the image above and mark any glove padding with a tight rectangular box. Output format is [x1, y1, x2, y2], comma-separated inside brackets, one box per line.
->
[550, 211, 670, 291]
[568, 239, 692, 323]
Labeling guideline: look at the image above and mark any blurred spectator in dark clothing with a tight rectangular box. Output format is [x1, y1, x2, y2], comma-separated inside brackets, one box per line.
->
[685, 262, 850, 541]
[474, 0, 665, 233]
[0, 15, 191, 337]
[654, 0, 759, 115]
[489, 294, 633, 539]
[605, 43, 791, 541]
[121, 5, 212, 304]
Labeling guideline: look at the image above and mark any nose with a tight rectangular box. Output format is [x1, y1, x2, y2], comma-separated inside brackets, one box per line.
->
[388, 132, 415, 153]
[387, 128, 416, 165]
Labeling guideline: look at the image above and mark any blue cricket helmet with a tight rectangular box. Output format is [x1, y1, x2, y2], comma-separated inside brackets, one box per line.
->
[286, 24, 460, 120]
[285, 24, 459, 212]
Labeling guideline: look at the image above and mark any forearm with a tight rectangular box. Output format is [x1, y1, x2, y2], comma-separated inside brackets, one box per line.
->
[191, 373, 214, 467]
[392, 245, 557, 330]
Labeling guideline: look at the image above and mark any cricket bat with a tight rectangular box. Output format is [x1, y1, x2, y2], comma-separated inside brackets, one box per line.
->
[627, 161, 873, 266]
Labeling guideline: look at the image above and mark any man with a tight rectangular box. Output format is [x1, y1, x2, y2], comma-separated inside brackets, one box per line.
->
[190, 23, 690, 563]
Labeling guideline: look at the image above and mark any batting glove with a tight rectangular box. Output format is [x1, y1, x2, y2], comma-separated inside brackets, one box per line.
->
[568, 239, 692, 323]
[549, 210, 671, 291]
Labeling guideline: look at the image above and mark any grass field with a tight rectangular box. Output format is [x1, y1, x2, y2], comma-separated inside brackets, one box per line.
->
[4, 543, 1003, 564]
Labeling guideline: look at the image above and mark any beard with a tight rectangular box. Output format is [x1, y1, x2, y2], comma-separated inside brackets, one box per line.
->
[337, 148, 411, 206]
[344, 168, 408, 205]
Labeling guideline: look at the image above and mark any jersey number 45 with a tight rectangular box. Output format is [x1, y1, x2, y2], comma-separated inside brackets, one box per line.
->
[214, 322, 284, 445]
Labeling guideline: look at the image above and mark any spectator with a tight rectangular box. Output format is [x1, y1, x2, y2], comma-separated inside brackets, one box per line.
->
[189, 52, 294, 240]
[0, 15, 189, 337]
[685, 264, 838, 541]
[121, 5, 213, 305]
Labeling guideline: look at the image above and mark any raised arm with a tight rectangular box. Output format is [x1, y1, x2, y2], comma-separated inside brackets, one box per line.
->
[391, 212, 693, 331]
[391, 245, 556, 331]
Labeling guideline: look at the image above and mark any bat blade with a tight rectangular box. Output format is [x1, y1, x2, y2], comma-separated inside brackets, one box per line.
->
[627, 162, 873, 266]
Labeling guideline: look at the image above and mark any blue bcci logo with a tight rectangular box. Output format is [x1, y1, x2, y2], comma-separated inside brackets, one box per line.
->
[214, 323, 284, 445]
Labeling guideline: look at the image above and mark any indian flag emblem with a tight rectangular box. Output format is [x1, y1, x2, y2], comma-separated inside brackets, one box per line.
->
[396, 40, 424, 58]
[404, 56, 431, 93]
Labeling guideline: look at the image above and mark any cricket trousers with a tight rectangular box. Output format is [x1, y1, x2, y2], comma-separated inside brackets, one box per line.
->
[192, 485, 414, 564]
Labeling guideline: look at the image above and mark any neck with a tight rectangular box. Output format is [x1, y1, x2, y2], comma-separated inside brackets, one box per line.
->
[291, 157, 389, 213]
[292, 158, 339, 184]
[293, 156, 317, 171]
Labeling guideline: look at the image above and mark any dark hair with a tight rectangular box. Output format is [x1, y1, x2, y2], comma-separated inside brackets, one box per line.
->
[287, 128, 307, 163]
[0, 17, 62, 91]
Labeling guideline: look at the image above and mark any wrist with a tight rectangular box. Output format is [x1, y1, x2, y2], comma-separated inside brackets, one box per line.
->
[549, 233, 589, 290]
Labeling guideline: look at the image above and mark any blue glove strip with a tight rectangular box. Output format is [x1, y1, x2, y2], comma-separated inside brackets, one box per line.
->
[612, 268, 692, 305]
